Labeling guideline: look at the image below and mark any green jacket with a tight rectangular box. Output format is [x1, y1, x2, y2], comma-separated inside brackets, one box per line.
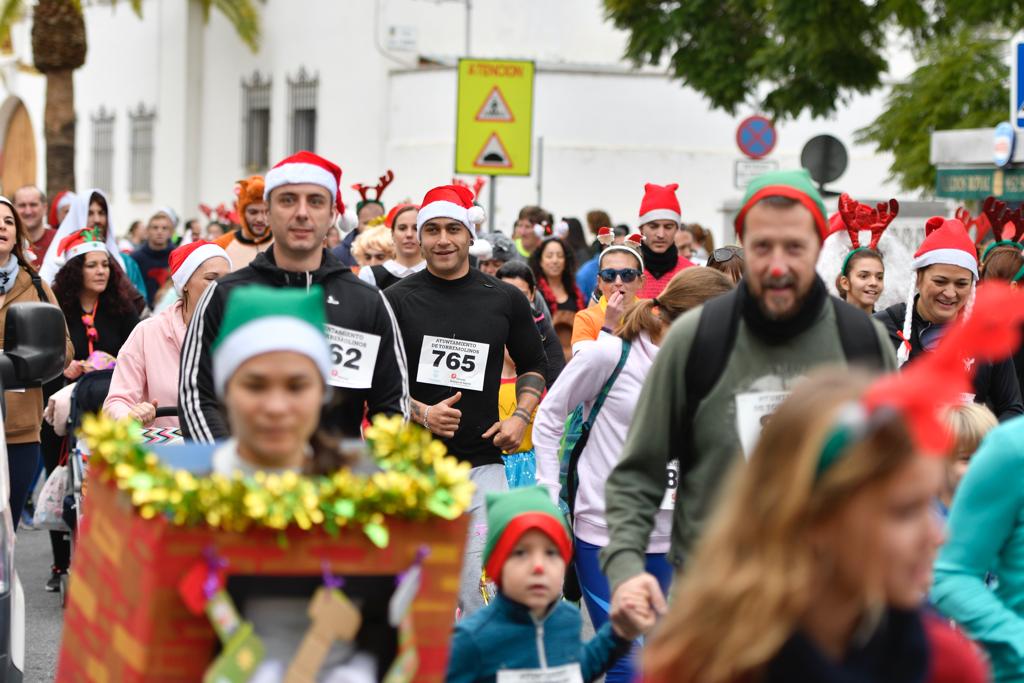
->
[600, 295, 896, 590]
[932, 416, 1024, 682]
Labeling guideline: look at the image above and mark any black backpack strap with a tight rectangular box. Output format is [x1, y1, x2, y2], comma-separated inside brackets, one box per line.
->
[680, 288, 742, 466]
[831, 297, 884, 370]
[29, 271, 48, 302]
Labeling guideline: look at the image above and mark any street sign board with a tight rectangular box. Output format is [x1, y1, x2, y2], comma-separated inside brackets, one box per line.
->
[734, 158, 779, 190]
[456, 59, 534, 176]
[936, 167, 1024, 200]
[736, 116, 777, 160]
[1014, 40, 1024, 129]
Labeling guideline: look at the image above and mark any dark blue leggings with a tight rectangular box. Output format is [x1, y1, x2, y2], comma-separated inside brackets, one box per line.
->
[574, 537, 674, 683]
[8, 442, 41, 532]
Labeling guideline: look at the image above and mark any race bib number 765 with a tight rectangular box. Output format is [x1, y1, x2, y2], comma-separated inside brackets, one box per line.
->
[416, 335, 490, 392]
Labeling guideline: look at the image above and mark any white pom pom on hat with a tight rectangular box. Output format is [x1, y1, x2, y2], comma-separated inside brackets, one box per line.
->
[467, 204, 486, 226]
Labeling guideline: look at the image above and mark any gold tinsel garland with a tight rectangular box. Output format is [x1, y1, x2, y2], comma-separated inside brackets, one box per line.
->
[80, 413, 474, 548]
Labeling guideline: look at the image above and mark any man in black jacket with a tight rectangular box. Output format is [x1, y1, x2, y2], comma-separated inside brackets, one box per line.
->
[876, 216, 1023, 421]
[179, 151, 409, 442]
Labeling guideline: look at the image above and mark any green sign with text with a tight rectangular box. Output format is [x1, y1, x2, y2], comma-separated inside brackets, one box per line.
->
[936, 168, 1024, 200]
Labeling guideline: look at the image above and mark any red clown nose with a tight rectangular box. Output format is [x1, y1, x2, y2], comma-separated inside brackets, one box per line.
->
[770, 266, 785, 278]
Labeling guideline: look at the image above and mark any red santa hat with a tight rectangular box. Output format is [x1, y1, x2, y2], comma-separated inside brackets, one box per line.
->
[56, 227, 108, 263]
[638, 183, 681, 226]
[895, 217, 979, 367]
[169, 240, 232, 294]
[913, 218, 979, 279]
[263, 151, 345, 214]
[416, 184, 486, 237]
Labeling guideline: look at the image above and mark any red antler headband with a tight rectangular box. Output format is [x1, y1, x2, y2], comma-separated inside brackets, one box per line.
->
[836, 193, 898, 275]
[980, 196, 1024, 262]
[352, 170, 395, 205]
[452, 176, 487, 199]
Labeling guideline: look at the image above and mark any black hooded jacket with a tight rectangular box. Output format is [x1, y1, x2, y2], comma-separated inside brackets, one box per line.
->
[876, 298, 1023, 421]
[179, 247, 409, 442]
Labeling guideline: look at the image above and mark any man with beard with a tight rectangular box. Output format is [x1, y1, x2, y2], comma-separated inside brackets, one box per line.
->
[601, 169, 896, 632]
[634, 183, 694, 299]
[215, 175, 273, 270]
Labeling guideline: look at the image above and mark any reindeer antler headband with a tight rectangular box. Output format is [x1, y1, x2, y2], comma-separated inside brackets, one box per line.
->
[978, 196, 1024, 263]
[836, 193, 899, 275]
[352, 170, 395, 211]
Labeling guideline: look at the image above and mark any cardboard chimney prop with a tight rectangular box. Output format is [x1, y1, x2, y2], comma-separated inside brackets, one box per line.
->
[57, 415, 472, 682]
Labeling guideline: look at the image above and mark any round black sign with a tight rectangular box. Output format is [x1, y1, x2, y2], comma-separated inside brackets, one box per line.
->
[800, 135, 848, 185]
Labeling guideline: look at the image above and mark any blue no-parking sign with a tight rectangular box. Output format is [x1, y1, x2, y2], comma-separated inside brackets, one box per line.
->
[1014, 41, 1024, 129]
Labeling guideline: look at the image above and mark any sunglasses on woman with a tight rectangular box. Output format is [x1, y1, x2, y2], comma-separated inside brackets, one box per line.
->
[708, 246, 743, 265]
[598, 267, 643, 283]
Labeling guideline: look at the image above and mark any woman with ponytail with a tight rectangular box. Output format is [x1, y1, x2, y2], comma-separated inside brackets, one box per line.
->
[876, 216, 1022, 421]
[532, 267, 732, 683]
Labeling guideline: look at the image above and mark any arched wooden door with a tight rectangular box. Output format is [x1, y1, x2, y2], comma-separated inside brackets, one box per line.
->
[0, 102, 37, 196]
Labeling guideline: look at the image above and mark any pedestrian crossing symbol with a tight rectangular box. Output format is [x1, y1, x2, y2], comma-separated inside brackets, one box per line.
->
[474, 134, 512, 168]
[476, 87, 514, 122]
[456, 59, 534, 176]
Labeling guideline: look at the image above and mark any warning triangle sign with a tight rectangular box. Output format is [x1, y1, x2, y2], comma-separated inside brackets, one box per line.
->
[474, 133, 512, 168]
[475, 87, 514, 122]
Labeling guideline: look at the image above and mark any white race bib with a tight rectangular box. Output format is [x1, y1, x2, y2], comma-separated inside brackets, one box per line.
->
[497, 664, 584, 683]
[416, 336, 490, 392]
[735, 391, 791, 459]
[325, 325, 381, 389]
[660, 459, 679, 510]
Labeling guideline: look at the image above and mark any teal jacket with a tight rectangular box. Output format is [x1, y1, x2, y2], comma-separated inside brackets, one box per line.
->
[445, 592, 629, 683]
[933, 415, 1024, 682]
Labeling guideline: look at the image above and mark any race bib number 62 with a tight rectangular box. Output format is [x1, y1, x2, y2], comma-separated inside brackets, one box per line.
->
[325, 324, 381, 389]
[417, 335, 490, 392]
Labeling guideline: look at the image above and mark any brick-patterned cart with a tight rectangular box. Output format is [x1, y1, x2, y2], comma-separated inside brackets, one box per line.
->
[56, 462, 468, 682]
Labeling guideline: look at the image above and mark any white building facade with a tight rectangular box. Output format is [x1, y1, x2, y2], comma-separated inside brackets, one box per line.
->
[0, 0, 912, 245]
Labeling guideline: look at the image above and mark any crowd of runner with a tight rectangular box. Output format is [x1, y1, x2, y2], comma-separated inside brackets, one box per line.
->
[10, 148, 1024, 682]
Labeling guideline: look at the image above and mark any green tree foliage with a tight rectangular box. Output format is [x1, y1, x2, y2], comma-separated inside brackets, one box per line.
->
[604, 0, 1023, 193]
[857, 29, 1008, 193]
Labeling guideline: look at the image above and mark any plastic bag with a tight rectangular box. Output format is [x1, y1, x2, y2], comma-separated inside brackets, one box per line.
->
[35, 464, 71, 532]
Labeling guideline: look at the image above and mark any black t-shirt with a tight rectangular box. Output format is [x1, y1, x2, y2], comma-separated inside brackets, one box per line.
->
[65, 303, 139, 360]
[385, 268, 547, 467]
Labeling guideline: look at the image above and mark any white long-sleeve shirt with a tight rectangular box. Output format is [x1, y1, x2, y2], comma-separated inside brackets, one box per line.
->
[533, 331, 672, 551]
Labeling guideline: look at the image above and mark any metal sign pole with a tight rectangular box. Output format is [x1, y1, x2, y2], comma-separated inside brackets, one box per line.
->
[536, 136, 543, 206]
[489, 175, 496, 232]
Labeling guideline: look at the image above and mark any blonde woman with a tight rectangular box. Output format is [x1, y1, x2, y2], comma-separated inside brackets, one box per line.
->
[351, 225, 395, 270]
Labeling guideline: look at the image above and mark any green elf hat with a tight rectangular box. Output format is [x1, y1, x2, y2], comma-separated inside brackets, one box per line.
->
[734, 168, 829, 242]
[212, 285, 329, 397]
[482, 486, 573, 585]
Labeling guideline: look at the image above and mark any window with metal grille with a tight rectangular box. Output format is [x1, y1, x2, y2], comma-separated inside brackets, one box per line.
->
[241, 71, 271, 171]
[91, 108, 115, 194]
[288, 67, 318, 153]
[128, 103, 156, 197]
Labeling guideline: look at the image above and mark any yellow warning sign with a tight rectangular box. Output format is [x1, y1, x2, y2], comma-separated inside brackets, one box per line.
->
[456, 59, 534, 176]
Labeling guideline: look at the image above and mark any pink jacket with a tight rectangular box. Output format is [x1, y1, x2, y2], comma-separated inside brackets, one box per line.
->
[533, 331, 671, 551]
[103, 301, 186, 429]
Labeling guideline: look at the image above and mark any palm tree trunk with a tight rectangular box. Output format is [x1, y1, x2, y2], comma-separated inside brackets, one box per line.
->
[43, 69, 75, 195]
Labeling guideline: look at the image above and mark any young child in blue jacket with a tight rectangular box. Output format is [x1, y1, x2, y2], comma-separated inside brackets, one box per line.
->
[445, 486, 653, 683]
